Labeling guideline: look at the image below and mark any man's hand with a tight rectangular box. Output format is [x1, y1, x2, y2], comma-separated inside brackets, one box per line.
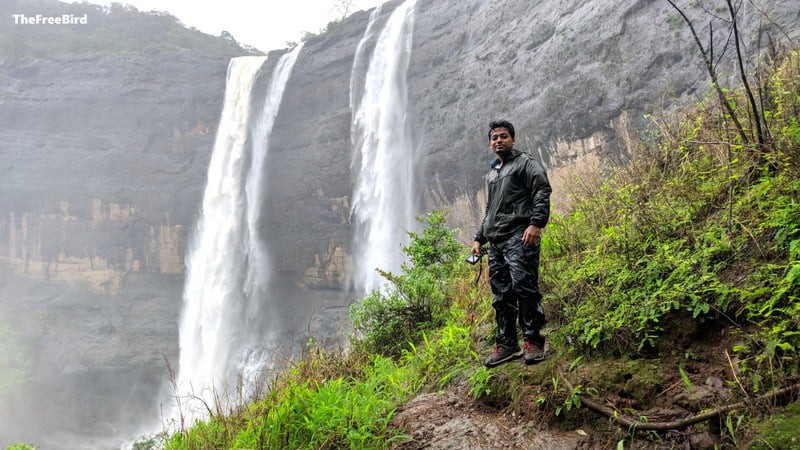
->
[471, 241, 482, 256]
[522, 225, 541, 247]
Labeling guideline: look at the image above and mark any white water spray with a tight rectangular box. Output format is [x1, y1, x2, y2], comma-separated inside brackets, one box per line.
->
[350, 0, 419, 294]
[173, 45, 302, 422]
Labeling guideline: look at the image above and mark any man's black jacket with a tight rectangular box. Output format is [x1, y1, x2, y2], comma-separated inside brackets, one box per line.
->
[474, 149, 552, 244]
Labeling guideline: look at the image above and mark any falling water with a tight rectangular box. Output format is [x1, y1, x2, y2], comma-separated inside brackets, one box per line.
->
[172, 44, 302, 422]
[241, 43, 304, 379]
[349, 4, 383, 118]
[349, 0, 419, 294]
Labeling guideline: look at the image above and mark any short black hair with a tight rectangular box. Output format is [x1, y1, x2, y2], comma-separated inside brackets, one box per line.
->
[488, 120, 515, 139]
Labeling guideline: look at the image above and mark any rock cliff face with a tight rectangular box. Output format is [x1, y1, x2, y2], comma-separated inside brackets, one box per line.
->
[0, 0, 797, 446]
[0, 52, 228, 446]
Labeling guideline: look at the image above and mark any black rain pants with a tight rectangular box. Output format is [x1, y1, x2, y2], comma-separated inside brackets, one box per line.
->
[488, 230, 546, 348]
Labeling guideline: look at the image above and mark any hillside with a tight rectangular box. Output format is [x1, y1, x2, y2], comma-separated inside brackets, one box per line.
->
[0, 0, 260, 57]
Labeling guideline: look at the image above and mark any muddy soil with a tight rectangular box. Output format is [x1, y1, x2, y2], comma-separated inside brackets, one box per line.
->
[389, 382, 583, 449]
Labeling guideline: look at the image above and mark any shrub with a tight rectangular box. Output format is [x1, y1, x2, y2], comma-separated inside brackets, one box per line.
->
[349, 211, 465, 356]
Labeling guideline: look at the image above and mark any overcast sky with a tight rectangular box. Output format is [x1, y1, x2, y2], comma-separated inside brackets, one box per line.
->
[85, 0, 385, 52]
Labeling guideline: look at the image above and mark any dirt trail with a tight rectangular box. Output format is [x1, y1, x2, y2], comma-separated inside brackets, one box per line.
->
[390, 382, 583, 449]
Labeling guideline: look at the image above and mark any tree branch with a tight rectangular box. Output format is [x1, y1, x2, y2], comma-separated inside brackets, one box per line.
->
[727, 0, 765, 148]
[665, 0, 750, 146]
[559, 368, 800, 431]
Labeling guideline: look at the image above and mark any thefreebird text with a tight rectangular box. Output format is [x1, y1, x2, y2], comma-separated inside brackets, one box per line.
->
[12, 14, 89, 25]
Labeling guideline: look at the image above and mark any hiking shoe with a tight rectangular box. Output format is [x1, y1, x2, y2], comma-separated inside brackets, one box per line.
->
[485, 345, 522, 368]
[523, 341, 545, 365]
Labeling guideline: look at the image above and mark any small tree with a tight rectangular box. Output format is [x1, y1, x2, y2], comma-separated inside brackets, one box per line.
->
[332, 0, 356, 22]
[349, 211, 465, 356]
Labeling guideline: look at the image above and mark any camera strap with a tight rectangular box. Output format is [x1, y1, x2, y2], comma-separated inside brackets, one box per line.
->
[472, 259, 484, 285]
[472, 245, 488, 285]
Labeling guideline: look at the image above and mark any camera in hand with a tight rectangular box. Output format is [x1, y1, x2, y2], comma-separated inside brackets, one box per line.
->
[465, 246, 488, 265]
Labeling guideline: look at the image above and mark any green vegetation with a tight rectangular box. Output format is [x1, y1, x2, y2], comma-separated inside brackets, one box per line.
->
[544, 50, 800, 386]
[6, 444, 36, 450]
[0, 0, 261, 58]
[349, 211, 466, 356]
[164, 321, 478, 448]
[0, 312, 32, 397]
[750, 401, 800, 449]
[160, 51, 799, 449]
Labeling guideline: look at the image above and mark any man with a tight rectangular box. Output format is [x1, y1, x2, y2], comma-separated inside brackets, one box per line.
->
[472, 119, 552, 367]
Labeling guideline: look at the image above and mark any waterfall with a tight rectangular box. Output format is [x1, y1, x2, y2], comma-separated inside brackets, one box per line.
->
[172, 44, 303, 422]
[349, 0, 419, 294]
[349, 5, 383, 119]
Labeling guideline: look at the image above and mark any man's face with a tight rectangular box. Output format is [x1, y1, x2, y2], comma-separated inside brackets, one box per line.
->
[489, 127, 515, 155]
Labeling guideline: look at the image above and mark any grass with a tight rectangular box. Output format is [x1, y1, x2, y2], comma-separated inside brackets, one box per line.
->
[164, 315, 481, 449]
